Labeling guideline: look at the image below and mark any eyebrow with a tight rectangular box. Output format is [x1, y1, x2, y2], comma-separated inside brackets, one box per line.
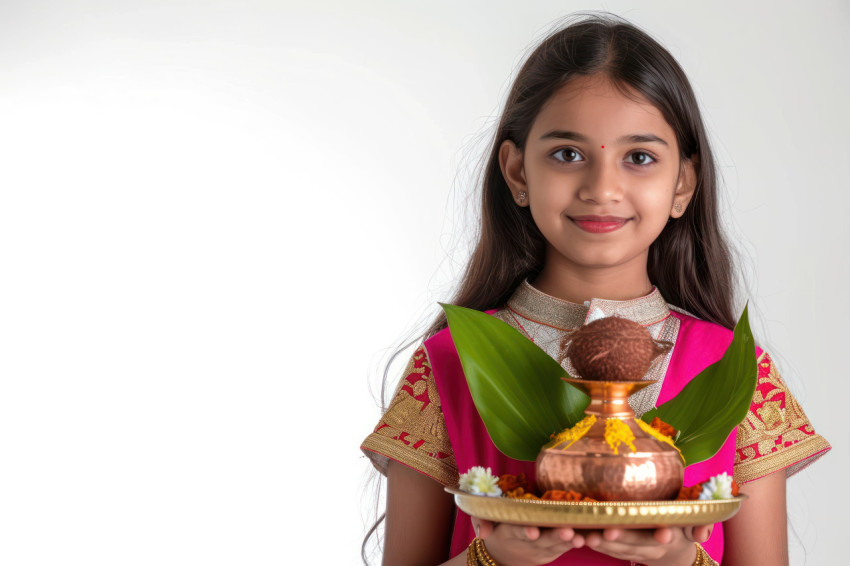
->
[539, 130, 669, 147]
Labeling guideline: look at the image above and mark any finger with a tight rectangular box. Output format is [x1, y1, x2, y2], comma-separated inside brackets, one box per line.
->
[555, 527, 576, 542]
[571, 532, 586, 548]
[536, 529, 586, 555]
[522, 525, 541, 541]
[494, 522, 539, 542]
[535, 527, 578, 547]
[653, 527, 673, 545]
[585, 531, 604, 548]
[601, 528, 658, 544]
[585, 529, 667, 562]
[591, 528, 660, 547]
[541, 536, 586, 555]
[586, 538, 663, 562]
[692, 524, 713, 543]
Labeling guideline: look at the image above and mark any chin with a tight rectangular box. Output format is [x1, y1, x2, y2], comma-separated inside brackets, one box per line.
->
[574, 251, 629, 266]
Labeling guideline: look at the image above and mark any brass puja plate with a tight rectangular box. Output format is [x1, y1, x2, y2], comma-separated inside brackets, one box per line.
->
[446, 488, 747, 529]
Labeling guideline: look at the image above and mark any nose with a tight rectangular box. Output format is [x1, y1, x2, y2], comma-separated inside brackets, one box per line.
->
[577, 159, 624, 204]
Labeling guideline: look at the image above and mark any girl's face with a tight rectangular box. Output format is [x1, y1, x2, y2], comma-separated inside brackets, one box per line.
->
[500, 74, 695, 279]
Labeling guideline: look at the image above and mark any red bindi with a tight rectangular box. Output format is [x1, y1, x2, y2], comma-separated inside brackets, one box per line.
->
[601, 145, 605, 148]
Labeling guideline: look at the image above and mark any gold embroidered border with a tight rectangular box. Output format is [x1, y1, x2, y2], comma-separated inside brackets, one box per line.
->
[360, 346, 459, 487]
[734, 350, 831, 485]
[506, 281, 587, 329]
[361, 435, 459, 487]
[733, 433, 831, 484]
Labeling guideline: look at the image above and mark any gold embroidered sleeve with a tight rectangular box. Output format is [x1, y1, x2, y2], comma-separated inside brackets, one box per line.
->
[733, 352, 831, 484]
[360, 346, 458, 487]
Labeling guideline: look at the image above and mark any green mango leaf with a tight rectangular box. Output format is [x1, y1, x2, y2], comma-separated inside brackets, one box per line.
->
[641, 304, 757, 466]
[441, 303, 589, 461]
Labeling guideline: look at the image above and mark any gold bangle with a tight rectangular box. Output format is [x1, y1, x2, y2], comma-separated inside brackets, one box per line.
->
[466, 539, 476, 566]
[693, 542, 719, 566]
[466, 537, 499, 566]
[476, 538, 499, 566]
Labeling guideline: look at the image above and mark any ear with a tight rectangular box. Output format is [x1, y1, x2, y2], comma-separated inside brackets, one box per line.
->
[498, 139, 528, 206]
[671, 154, 698, 218]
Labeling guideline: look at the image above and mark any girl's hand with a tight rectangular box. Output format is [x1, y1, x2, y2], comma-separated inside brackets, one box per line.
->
[470, 517, 585, 566]
[582, 524, 712, 566]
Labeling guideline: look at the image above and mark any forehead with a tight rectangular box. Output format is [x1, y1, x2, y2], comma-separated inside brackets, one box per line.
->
[529, 75, 676, 144]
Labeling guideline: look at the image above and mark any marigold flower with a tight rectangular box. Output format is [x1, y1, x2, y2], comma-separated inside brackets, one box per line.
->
[540, 489, 596, 502]
[542, 489, 583, 501]
[505, 487, 539, 500]
[497, 473, 529, 493]
[650, 417, 677, 438]
[675, 484, 703, 501]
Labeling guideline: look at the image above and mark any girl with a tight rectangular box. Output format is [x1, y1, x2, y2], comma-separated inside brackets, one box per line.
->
[361, 13, 830, 566]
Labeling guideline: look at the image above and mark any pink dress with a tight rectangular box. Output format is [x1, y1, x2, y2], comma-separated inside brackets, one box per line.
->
[362, 281, 831, 564]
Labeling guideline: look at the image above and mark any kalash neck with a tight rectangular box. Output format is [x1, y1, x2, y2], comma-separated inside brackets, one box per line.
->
[564, 378, 657, 418]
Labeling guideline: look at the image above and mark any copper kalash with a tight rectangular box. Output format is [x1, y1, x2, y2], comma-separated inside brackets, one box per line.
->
[536, 317, 683, 501]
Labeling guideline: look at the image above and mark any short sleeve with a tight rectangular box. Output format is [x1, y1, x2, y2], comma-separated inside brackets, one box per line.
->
[360, 345, 459, 487]
[733, 351, 831, 484]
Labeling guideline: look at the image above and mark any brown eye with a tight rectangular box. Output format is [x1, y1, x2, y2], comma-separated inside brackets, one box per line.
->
[552, 148, 583, 163]
[627, 152, 656, 166]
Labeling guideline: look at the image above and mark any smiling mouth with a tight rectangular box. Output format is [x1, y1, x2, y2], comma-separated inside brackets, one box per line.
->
[568, 216, 630, 234]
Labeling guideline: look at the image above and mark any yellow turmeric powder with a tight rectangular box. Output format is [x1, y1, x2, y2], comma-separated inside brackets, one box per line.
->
[546, 414, 597, 450]
[604, 419, 636, 454]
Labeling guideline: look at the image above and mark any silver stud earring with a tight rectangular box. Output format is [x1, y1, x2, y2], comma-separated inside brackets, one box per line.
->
[517, 191, 527, 204]
[674, 202, 683, 213]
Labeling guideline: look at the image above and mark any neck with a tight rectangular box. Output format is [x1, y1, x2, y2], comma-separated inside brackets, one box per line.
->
[531, 251, 653, 304]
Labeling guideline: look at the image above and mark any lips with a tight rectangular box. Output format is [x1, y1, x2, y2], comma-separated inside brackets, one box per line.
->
[569, 215, 630, 234]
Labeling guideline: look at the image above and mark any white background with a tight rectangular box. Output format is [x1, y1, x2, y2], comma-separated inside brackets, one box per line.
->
[0, 1, 846, 564]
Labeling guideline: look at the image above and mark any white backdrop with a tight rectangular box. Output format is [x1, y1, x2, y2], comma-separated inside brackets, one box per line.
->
[0, 1, 846, 565]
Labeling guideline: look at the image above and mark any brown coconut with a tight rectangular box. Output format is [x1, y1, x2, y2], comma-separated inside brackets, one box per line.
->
[560, 316, 672, 381]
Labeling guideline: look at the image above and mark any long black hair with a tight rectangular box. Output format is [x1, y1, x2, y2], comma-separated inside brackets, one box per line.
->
[363, 11, 738, 563]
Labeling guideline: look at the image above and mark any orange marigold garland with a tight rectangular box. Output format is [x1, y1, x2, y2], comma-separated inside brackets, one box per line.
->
[490, 469, 737, 502]
[676, 478, 741, 500]
[498, 473, 596, 501]
[541, 489, 597, 502]
[498, 474, 539, 500]
[675, 484, 704, 501]
[497, 473, 530, 493]
[650, 417, 676, 438]
[505, 487, 539, 500]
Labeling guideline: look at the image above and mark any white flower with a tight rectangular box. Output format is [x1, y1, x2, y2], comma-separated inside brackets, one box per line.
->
[458, 466, 502, 497]
[699, 472, 734, 500]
